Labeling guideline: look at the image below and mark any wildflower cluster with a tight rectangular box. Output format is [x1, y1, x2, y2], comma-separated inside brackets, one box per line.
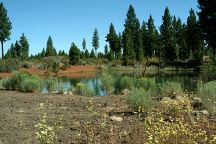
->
[35, 103, 63, 144]
[144, 96, 216, 144]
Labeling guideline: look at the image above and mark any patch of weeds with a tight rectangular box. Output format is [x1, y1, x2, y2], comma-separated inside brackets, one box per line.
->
[46, 76, 58, 93]
[127, 88, 154, 112]
[144, 95, 216, 144]
[35, 103, 63, 144]
[197, 81, 216, 115]
[20, 75, 44, 93]
[73, 83, 95, 97]
[100, 72, 115, 94]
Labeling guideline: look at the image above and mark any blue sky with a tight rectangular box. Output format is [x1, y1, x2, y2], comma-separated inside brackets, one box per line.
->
[1, 0, 199, 55]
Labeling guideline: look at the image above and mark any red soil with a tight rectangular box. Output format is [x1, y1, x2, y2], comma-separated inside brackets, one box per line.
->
[0, 65, 98, 79]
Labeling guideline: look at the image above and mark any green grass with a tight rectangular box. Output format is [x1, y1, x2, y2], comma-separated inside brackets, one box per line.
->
[73, 83, 96, 97]
[46, 76, 58, 93]
[197, 81, 216, 114]
[127, 88, 154, 112]
[1, 71, 44, 93]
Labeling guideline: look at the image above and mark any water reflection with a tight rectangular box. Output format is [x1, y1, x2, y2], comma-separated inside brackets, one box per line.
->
[43, 71, 200, 96]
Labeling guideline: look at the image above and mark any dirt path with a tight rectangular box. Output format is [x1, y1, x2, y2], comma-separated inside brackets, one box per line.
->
[0, 91, 144, 144]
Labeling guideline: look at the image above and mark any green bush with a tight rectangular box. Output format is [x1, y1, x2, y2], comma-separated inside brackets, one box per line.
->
[127, 88, 154, 111]
[73, 83, 95, 97]
[158, 82, 183, 98]
[201, 63, 216, 82]
[2, 71, 29, 90]
[197, 81, 216, 114]
[0, 59, 19, 72]
[119, 76, 135, 91]
[20, 75, 44, 92]
[100, 73, 115, 94]
[46, 76, 58, 93]
[136, 77, 157, 91]
[1, 71, 44, 93]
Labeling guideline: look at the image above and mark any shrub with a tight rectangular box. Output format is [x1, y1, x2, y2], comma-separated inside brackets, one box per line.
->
[1, 71, 44, 93]
[197, 81, 216, 114]
[135, 78, 157, 91]
[100, 73, 115, 94]
[0, 59, 19, 72]
[118, 76, 135, 92]
[73, 83, 95, 97]
[157, 82, 183, 98]
[20, 61, 32, 68]
[46, 76, 58, 93]
[127, 88, 154, 112]
[201, 62, 216, 82]
[1, 71, 29, 90]
[20, 75, 44, 92]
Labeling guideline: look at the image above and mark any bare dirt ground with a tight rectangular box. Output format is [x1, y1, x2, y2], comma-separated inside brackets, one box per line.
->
[0, 91, 145, 144]
[0, 65, 98, 79]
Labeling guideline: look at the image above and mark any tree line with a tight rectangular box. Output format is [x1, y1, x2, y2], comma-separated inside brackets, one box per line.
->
[0, 1, 216, 66]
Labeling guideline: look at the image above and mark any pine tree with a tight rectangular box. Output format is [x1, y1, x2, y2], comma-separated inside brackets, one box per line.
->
[186, 9, 204, 60]
[160, 7, 176, 61]
[198, 0, 216, 55]
[122, 5, 140, 64]
[106, 23, 119, 59]
[82, 38, 86, 51]
[5, 43, 14, 59]
[104, 44, 109, 59]
[85, 49, 89, 58]
[141, 21, 148, 57]
[14, 41, 21, 58]
[146, 15, 158, 58]
[92, 28, 99, 57]
[41, 48, 46, 58]
[69, 42, 80, 65]
[19, 33, 29, 60]
[45, 36, 56, 56]
[0, 2, 12, 59]
[90, 49, 96, 58]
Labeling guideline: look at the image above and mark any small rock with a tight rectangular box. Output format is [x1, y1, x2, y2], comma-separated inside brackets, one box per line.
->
[192, 97, 203, 109]
[195, 110, 209, 116]
[63, 91, 68, 95]
[68, 91, 73, 95]
[110, 116, 123, 122]
[200, 110, 209, 115]
[122, 89, 131, 95]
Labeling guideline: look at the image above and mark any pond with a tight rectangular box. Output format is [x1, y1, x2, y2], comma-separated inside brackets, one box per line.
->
[43, 71, 200, 96]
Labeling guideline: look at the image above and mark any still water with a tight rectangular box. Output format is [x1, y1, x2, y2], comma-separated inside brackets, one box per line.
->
[43, 71, 200, 96]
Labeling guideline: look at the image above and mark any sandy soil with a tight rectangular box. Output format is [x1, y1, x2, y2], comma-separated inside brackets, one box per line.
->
[0, 65, 98, 79]
[0, 91, 145, 144]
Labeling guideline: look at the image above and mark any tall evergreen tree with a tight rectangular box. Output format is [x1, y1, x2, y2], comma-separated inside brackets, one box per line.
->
[198, 0, 216, 55]
[104, 44, 109, 59]
[14, 41, 21, 58]
[186, 9, 204, 60]
[69, 42, 80, 65]
[45, 36, 56, 56]
[5, 43, 14, 59]
[19, 33, 29, 60]
[122, 5, 140, 64]
[141, 21, 148, 57]
[106, 23, 120, 59]
[92, 28, 99, 57]
[90, 49, 96, 58]
[146, 15, 158, 58]
[0, 2, 12, 59]
[160, 7, 176, 61]
[82, 38, 86, 51]
[41, 48, 46, 58]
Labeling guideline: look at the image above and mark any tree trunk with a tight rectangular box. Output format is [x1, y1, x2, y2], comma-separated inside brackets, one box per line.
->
[1, 41, 4, 59]
[213, 47, 216, 56]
